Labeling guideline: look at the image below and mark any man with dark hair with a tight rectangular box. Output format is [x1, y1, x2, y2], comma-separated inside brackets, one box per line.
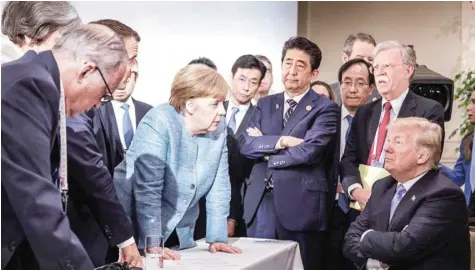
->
[194, 55, 265, 240]
[330, 32, 380, 105]
[240, 36, 339, 270]
[252, 55, 273, 104]
[325, 58, 374, 270]
[188, 56, 217, 70]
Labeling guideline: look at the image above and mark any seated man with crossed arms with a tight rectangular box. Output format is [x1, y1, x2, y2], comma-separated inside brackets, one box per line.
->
[343, 117, 470, 270]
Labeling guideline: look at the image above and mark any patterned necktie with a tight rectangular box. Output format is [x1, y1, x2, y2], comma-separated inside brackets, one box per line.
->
[367, 101, 392, 165]
[227, 107, 240, 134]
[390, 184, 407, 222]
[345, 115, 354, 143]
[122, 103, 133, 149]
[284, 99, 298, 127]
[470, 135, 475, 192]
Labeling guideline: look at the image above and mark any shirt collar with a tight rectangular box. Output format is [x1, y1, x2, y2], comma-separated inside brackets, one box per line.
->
[398, 171, 428, 192]
[341, 105, 352, 120]
[112, 97, 134, 108]
[228, 99, 251, 113]
[284, 88, 309, 104]
[381, 88, 409, 115]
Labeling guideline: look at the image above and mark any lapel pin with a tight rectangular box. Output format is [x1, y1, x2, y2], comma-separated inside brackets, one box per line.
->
[306, 105, 312, 111]
[411, 195, 416, 201]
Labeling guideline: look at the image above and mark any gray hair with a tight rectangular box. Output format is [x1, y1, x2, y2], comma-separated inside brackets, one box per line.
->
[342, 32, 376, 57]
[2, 1, 81, 46]
[373, 40, 417, 67]
[53, 24, 127, 77]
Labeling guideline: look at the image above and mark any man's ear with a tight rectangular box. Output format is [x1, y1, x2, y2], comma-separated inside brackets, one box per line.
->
[341, 53, 349, 63]
[416, 148, 431, 165]
[77, 62, 96, 84]
[311, 69, 320, 82]
[406, 65, 415, 79]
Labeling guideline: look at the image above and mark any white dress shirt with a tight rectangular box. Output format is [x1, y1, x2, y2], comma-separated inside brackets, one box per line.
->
[348, 88, 410, 197]
[275, 89, 310, 149]
[111, 98, 137, 150]
[361, 171, 428, 270]
[226, 100, 251, 131]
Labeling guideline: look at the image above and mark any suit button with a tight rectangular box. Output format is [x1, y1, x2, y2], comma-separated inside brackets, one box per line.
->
[190, 184, 196, 190]
[8, 241, 17, 252]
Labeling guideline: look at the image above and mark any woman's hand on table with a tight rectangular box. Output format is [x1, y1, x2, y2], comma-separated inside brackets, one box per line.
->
[146, 247, 181, 260]
[209, 243, 242, 254]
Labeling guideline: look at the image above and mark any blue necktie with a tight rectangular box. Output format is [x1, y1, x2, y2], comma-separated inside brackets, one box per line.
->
[470, 134, 475, 192]
[338, 115, 353, 213]
[227, 107, 239, 134]
[122, 103, 133, 149]
[390, 185, 407, 222]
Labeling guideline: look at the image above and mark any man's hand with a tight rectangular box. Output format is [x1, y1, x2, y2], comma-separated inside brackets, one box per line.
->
[352, 188, 371, 209]
[280, 136, 304, 148]
[246, 127, 263, 137]
[120, 243, 144, 268]
[209, 243, 242, 254]
[146, 247, 181, 260]
[227, 220, 236, 237]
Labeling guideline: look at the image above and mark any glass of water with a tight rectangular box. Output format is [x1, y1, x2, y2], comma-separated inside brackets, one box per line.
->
[145, 235, 164, 269]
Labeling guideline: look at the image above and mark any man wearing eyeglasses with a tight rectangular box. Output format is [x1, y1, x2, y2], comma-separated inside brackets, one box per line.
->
[325, 58, 375, 270]
[340, 41, 445, 227]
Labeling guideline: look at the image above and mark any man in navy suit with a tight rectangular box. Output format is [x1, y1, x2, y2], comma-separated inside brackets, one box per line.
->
[239, 36, 339, 270]
[2, 25, 128, 270]
[67, 19, 148, 266]
[343, 117, 469, 270]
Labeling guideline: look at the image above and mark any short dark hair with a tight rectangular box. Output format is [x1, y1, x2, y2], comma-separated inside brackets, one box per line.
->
[188, 57, 217, 70]
[338, 58, 374, 85]
[281, 36, 322, 71]
[89, 19, 141, 42]
[231, 54, 266, 83]
[310, 81, 335, 102]
[342, 32, 376, 57]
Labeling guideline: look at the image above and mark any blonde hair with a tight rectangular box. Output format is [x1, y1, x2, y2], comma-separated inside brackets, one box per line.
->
[388, 117, 443, 165]
[169, 64, 228, 111]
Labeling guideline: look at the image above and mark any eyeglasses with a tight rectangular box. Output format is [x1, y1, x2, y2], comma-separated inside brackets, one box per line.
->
[341, 81, 369, 90]
[370, 63, 405, 74]
[96, 67, 114, 103]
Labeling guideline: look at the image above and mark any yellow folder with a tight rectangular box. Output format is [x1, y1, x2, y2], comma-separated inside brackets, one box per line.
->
[349, 164, 390, 211]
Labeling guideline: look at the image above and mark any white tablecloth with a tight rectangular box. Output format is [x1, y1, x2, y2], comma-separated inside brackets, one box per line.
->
[158, 237, 304, 270]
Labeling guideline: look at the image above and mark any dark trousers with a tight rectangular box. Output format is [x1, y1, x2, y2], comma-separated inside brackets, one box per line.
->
[246, 190, 277, 239]
[324, 201, 358, 270]
[275, 216, 325, 270]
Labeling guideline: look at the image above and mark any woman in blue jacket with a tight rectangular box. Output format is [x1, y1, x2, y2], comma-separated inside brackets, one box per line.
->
[114, 64, 242, 259]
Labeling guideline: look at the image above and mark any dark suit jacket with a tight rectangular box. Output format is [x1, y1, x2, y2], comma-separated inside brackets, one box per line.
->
[239, 90, 339, 232]
[343, 171, 470, 270]
[1, 51, 94, 270]
[66, 112, 135, 266]
[93, 100, 152, 175]
[340, 91, 445, 194]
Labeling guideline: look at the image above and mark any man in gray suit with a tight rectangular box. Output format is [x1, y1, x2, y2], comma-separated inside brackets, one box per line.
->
[330, 32, 380, 105]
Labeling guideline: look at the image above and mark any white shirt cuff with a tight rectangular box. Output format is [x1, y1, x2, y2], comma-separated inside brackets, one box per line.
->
[367, 258, 388, 270]
[275, 137, 285, 150]
[360, 229, 374, 242]
[348, 183, 363, 200]
[117, 237, 135, 248]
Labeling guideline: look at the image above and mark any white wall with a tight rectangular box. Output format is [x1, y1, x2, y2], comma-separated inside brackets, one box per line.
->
[71, 1, 298, 106]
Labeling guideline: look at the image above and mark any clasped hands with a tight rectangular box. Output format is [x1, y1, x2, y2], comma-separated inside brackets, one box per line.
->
[246, 127, 303, 148]
[145, 243, 242, 261]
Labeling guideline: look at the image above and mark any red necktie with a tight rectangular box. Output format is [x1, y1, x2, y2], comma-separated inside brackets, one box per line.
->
[367, 101, 392, 165]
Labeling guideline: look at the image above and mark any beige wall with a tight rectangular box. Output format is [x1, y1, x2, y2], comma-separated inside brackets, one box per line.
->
[298, 1, 475, 166]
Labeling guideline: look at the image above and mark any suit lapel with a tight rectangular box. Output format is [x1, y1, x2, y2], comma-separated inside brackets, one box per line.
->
[374, 179, 397, 231]
[282, 90, 315, 135]
[38, 51, 61, 91]
[271, 93, 285, 133]
[236, 105, 254, 136]
[367, 100, 382, 148]
[389, 171, 435, 230]
[397, 91, 417, 118]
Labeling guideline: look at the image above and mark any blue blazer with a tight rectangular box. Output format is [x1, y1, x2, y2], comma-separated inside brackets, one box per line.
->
[440, 136, 472, 204]
[239, 90, 339, 232]
[114, 104, 230, 249]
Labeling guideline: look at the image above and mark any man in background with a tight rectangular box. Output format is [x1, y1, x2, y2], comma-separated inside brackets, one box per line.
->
[330, 32, 379, 105]
[252, 55, 273, 105]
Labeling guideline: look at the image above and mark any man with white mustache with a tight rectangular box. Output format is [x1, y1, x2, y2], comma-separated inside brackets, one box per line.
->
[340, 40, 445, 213]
